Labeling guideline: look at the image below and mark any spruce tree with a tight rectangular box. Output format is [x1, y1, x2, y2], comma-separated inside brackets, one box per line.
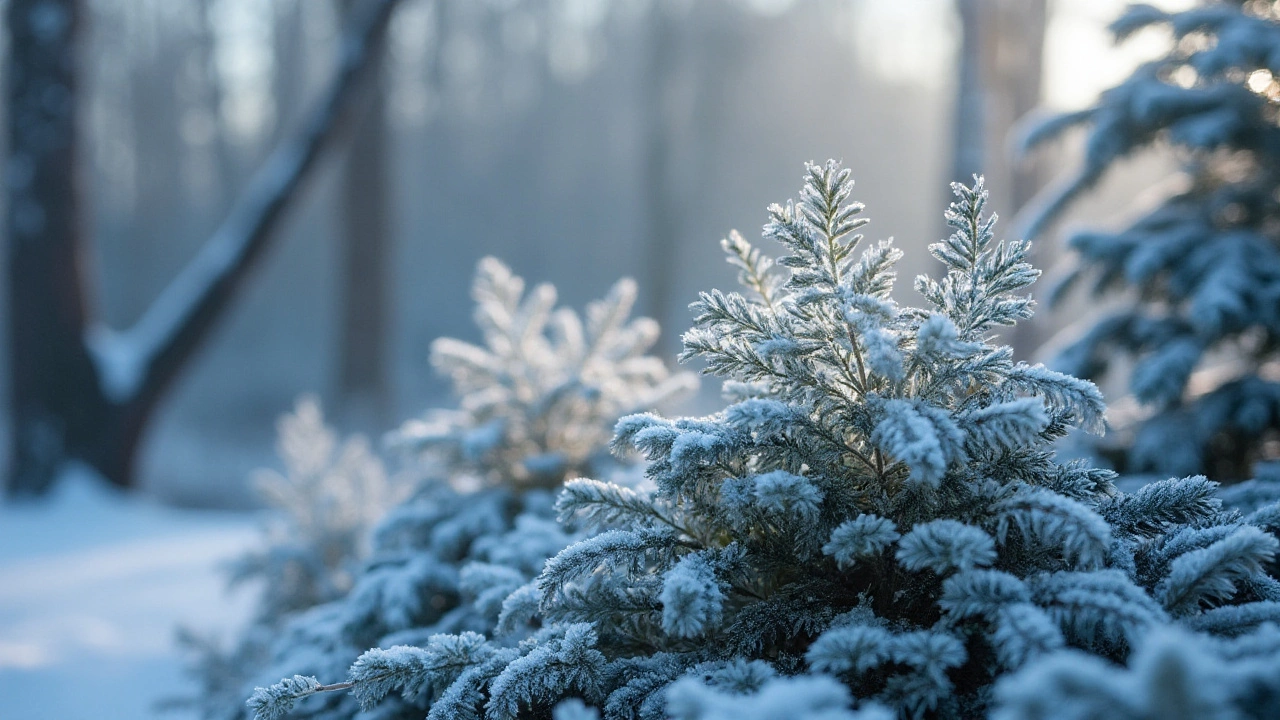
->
[1024, 1, 1280, 480]
[251, 163, 1280, 720]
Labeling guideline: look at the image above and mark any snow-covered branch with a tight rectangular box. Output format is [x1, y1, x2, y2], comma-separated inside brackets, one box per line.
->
[99, 0, 404, 413]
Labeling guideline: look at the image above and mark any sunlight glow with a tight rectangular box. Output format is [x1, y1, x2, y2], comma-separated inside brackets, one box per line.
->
[847, 0, 956, 89]
[1043, 0, 1197, 110]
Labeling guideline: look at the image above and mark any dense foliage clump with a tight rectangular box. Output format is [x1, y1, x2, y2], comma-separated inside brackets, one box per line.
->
[1026, 0, 1280, 480]
[251, 162, 1280, 720]
[235, 398, 406, 622]
[177, 398, 403, 718]
[186, 258, 691, 720]
[992, 624, 1280, 720]
[393, 257, 696, 492]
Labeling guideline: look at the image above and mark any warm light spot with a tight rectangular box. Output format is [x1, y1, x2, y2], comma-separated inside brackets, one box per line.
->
[846, 0, 955, 88]
[1249, 68, 1274, 93]
[1043, 0, 1197, 110]
[1171, 65, 1198, 88]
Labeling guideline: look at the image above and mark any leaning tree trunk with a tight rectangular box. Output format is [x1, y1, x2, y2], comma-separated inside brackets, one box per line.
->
[5, 0, 406, 497]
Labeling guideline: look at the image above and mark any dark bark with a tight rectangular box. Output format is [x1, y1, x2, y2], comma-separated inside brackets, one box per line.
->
[5, 0, 97, 496]
[5, 0, 405, 496]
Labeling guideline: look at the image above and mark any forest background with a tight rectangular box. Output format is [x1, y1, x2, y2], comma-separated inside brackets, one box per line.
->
[0, 0, 1186, 506]
[0, 2, 1204, 719]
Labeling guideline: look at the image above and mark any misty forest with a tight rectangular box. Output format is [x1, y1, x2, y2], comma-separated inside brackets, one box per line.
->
[4, 1, 1280, 719]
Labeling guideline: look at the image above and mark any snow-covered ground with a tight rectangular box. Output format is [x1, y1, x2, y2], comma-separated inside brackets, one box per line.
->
[0, 469, 260, 720]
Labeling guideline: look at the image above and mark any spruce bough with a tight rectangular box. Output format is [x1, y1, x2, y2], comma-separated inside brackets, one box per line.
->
[1024, 1, 1280, 480]
[252, 162, 1280, 719]
[229, 258, 692, 720]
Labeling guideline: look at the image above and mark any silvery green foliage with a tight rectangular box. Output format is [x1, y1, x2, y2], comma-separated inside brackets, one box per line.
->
[242, 488, 573, 720]
[393, 256, 697, 491]
[309, 162, 1280, 720]
[178, 398, 403, 718]
[990, 625, 1280, 720]
[242, 262, 692, 720]
[234, 397, 405, 621]
[666, 674, 894, 720]
[246, 675, 324, 720]
[1219, 461, 1280, 514]
[1024, 1, 1280, 480]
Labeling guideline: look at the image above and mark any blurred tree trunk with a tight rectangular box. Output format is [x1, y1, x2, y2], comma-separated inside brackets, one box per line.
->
[950, 0, 1047, 353]
[5, 0, 405, 497]
[196, 0, 239, 206]
[990, 0, 1048, 354]
[273, 0, 306, 148]
[950, 0, 1047, 209]
[997, 0, 1048, 215]
[641, 2, 681, 347]
[128, 17, 186, 318]
[5, 0, 99, 496]
[950, 0, 984, 188]
[336, 0, 392, 430]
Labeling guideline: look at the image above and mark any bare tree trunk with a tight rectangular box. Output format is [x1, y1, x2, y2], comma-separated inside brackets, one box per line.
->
[949, 0, 1048, 355]
[950, 0, 1048, 204]
[950, 0, 984, 189]
[641, 3, 680, 346]
[196, 0, 239, 207]
[336, 0, 392, 430]
[5, 0, 100, 496]
[5, 0, 406, 496]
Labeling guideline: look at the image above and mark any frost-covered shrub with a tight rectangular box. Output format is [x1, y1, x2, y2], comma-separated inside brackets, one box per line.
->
[218, 258, 693, 720]
[394, 256, 697, 491]
[250, 162, 1280, 720]
[1025, 1, 1280, 480]
[236, 397, 405, 622]
[242, 489, 576, 720]
[991, 625, 1280, 720]
[178, 398, 403, 717]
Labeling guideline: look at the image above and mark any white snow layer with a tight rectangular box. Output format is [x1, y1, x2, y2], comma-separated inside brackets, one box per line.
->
[0, 466, 259, 720]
